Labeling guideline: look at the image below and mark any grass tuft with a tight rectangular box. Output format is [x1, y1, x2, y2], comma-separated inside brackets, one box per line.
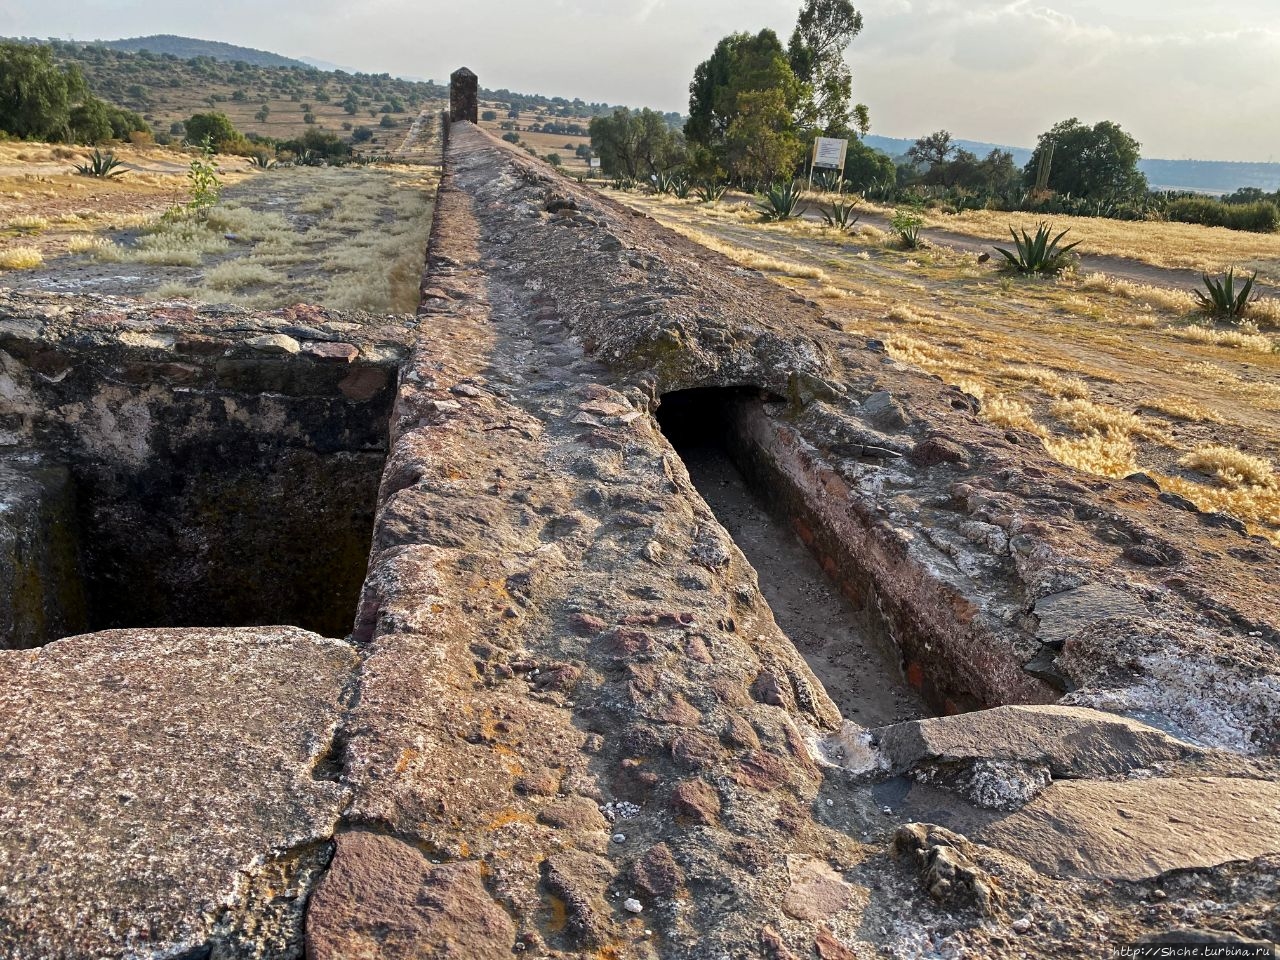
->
[0, 246, 43, 270]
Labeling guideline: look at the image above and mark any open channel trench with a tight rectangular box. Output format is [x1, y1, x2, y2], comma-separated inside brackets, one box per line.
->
[656, 388, 929, 729]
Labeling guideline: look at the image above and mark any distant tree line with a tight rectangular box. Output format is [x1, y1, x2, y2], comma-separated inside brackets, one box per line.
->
[589, 0, 892, 188]
[889, 120, 1277, 231]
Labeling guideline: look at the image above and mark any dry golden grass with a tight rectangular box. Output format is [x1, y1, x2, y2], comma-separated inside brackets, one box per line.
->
[668, 223, 830, 281]
[1043, 432, 1139, 478]
[1153, 473, 1280, 535]
[1049, 398, 1167, 440]
[203, 260, 281, 291]
[0, 246, 43, 270]
[983, 395, 1043, 434]
[1005, 365, 1091, 399]
[5, 214, 49, 232]
[1170, 323, 1276, 353]
[1144, 396, 1225, 424]
[1180, 445, 1277, 488]
[610, 187, 1280, 543]
[932, 209, 1280, 279]
[121, 164, 439, 313]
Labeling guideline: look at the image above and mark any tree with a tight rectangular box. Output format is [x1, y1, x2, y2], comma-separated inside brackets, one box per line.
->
[184, 112, 240, 150]
[589, 107, 684, 178]
[481, 110, 498, 122]
[686, 30, 801, 179]
[842, 138, 894, 190]
[724, 89, 804, 182]
[1024, 118, 1147, 201]
[787, 0, 866, 135]
[0, 41, 88, 141]
[907, 130, 954, 168]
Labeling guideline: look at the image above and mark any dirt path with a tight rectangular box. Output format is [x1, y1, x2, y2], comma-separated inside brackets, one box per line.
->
[678, 442, 927, 727]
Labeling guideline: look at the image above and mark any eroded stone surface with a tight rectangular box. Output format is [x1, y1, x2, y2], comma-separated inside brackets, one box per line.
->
[873, 704, 1201, 778]
[0, 626, 354, 959]
[306, 831, 516, 959]
[978, 777, 1280, 881]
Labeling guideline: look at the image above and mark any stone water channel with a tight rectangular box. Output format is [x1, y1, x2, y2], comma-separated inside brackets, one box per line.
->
[657, 387, 927, 728]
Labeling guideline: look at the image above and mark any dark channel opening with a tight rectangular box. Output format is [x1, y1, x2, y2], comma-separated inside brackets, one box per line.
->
[77, 442, 384, 640]
[656, 387, 928, 726]
[1, 351, 396, 649]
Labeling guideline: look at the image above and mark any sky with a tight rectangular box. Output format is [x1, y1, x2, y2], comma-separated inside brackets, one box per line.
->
[3, 0, 1279, 162]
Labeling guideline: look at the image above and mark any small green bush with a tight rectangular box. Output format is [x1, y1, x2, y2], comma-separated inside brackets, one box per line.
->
[890, 209, 925, 248]
[1165, 197, 1279, 233]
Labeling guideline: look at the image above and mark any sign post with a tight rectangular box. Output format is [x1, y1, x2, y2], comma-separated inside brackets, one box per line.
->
[809, 137, 849, 193]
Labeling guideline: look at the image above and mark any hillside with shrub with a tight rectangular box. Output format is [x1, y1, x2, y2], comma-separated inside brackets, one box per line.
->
[92, 35, 309, 69]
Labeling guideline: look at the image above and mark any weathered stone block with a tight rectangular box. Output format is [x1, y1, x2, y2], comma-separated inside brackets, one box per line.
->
[0, 626, 356, 958]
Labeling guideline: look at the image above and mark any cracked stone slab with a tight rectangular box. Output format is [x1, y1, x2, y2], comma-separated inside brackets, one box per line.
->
[0, 626, 355, 959]
[871, 704, 1201, 778]
[1033, 584, 1149, 648]
[976, 777, 1280, 881]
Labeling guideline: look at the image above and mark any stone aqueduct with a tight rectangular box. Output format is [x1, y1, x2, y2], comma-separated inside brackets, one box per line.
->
[0, 73, 1277, 958]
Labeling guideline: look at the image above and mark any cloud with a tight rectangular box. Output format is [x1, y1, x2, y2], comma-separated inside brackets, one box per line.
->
[5, 0, 1280, 159]
[854, 0, 1280, 159]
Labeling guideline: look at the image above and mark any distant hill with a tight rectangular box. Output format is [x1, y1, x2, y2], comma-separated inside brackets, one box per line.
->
[864, 133, 1280, 195]
[94, 35, 309, 69]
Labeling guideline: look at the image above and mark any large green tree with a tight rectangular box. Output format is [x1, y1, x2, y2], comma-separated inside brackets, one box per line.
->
[589, 107, 684, 178]
[686, 29, 800, 178]
[787, 0, 867, 135]
[724, 89, 804, 183]
[0, 41, 88, 141]
[1025, 118, 1147, 201]
[183, 112, 242, 150]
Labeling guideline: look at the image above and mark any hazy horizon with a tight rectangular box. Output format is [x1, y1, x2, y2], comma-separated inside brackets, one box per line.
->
[3, 0, 1278, 163]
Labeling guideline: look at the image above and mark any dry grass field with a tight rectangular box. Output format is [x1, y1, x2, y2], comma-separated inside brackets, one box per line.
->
[614, 190, 1280, 544]
[0, 139, 439, 313]
[905, 205, 1280, 282]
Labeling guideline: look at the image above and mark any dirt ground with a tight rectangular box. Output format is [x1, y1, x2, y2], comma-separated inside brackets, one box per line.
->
[614, 189, 1280, 545]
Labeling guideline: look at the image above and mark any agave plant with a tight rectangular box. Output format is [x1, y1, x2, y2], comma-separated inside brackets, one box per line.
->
[248, 153, 276, 169]
[653, 171, 678, 195]
[757, 180, 807, 221]
[695, 181, 727, 204]
[671, 175, 693, 200]
[814, 170, 842, 193]
[73, 149, 125, 179]
[1194, 268, 1257, 320]
[890, 208, 926, 249]
[821, 199, 861, 233]
[993, 222, 1081, 274]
